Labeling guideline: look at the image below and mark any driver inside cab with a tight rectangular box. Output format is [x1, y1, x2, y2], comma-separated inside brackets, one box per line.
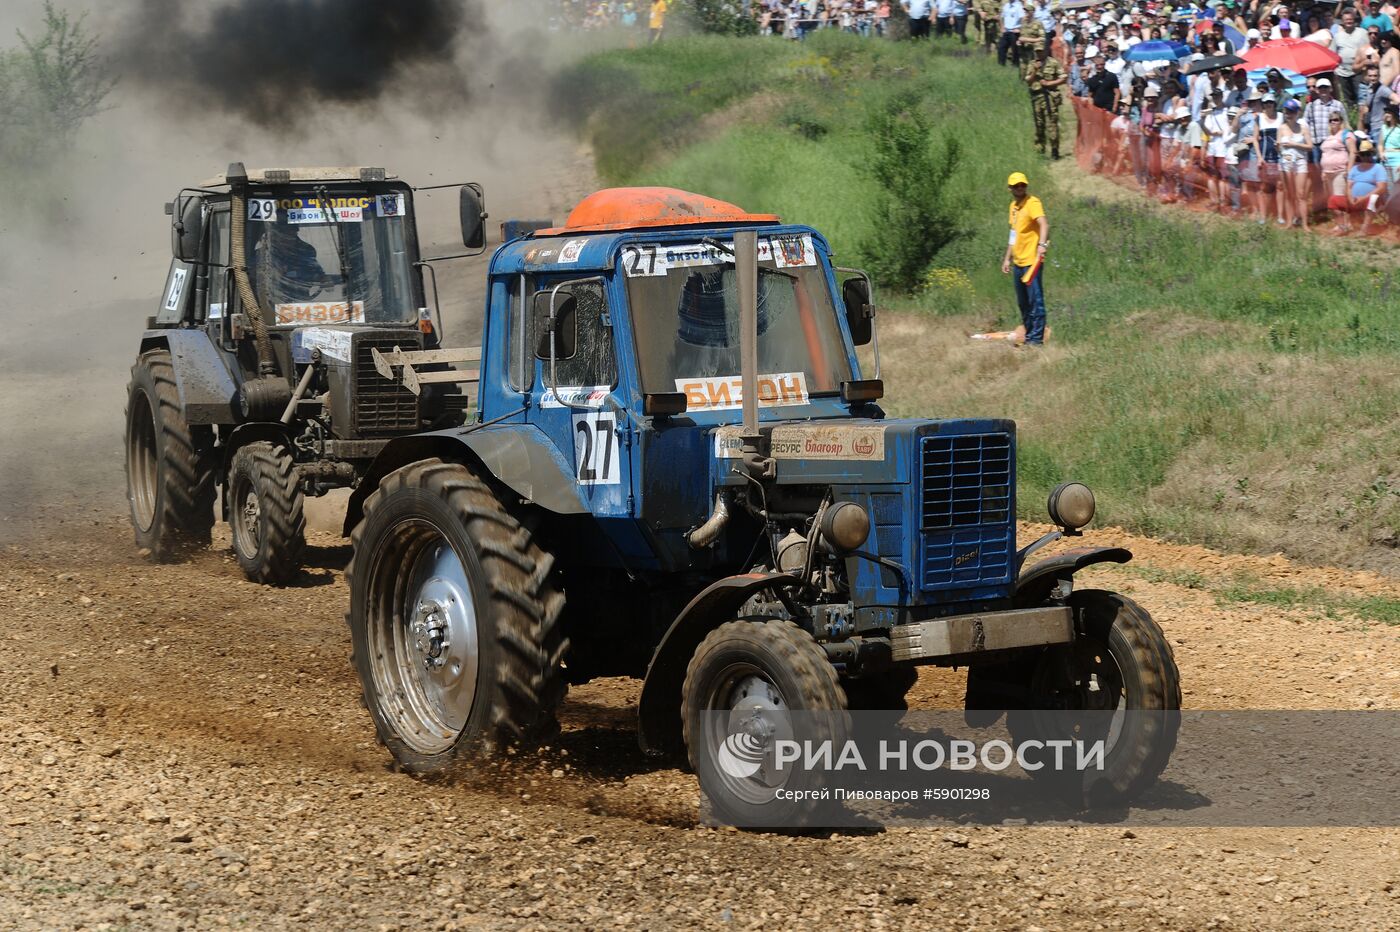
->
[254, 210, 326, 305]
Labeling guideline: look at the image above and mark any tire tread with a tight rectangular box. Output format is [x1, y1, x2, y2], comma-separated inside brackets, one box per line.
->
[348, 459, 568, 770]
[124, 349, 216, 561]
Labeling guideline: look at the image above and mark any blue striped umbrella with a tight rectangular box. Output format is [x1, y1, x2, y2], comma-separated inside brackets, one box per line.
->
[1123, 39, 1193, 61]
[1245, 66, 1307, 99]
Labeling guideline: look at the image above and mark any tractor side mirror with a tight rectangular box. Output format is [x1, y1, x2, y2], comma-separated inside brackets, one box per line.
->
[842, 275, 874, 346]
[460, 183, 487, 250]
[171, 194, 204, 263]
[533, 290, 578, 362]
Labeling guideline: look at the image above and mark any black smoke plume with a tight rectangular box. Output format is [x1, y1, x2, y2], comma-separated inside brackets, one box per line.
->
[118, 0, 478, 126]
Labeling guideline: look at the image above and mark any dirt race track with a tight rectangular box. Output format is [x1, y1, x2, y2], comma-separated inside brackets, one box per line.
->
[2, 518, 1399, 931]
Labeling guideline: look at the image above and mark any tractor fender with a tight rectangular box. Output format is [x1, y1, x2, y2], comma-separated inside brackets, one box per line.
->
[1015, 546, 1132, 608]
[342, 423, 588, 536]
[220, 423, 294, 471]
[637, 572, 803, 758]
[140, 330, 241, 425]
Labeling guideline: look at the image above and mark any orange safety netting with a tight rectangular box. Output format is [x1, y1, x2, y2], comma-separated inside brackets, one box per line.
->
[1069, 96, 1400, 240]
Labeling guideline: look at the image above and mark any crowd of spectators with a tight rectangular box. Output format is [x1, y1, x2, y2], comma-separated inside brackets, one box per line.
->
[547, 0, 1397, 234]
[1054, 1, 1398, 234]
[753, 3, 897, 37]
[548, 1, 668, 37]
[547, 2, 902, 38]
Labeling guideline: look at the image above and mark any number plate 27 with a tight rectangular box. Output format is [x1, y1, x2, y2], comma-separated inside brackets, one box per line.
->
[571, 411, 620, 486]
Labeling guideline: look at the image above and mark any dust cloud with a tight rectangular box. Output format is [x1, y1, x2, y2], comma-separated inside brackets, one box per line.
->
[0, 0, 606, 541]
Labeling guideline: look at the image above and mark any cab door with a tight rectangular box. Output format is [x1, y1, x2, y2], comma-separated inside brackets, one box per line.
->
[527, 275, 632, 517]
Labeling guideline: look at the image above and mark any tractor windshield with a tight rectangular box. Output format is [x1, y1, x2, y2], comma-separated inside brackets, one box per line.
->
[624, 234, 851, 412]
[245, 187, 417, 326]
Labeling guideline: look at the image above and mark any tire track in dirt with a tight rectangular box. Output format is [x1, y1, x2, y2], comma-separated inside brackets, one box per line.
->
[3, 521, 1400, 928]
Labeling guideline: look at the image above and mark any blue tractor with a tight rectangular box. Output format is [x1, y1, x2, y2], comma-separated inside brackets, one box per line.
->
[338, 186, 1181, 822]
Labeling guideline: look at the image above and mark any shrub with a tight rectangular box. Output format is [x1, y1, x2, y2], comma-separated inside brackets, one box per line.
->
[677, 0, 760, 36]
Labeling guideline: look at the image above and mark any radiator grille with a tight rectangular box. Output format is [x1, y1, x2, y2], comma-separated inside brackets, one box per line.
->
[920, 433, 1013, 591]
[353, 333, 422, 436]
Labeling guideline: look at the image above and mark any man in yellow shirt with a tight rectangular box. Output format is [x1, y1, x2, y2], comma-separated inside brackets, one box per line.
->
[999, 171, 1050, 346]
[650, 0, 668, 42]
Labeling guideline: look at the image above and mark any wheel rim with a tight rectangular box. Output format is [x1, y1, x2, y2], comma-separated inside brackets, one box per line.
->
[1031, 639, 1127, 754]
[127, 391, 158, 532]
[701, 663, 796, 804]
[368, 519, 480, 756]
[231, 482, 261, 559]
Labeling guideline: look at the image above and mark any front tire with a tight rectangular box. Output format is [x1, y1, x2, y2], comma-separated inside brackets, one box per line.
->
[124, 349, 216, 561]
[1009, 590, 1182, 805]
[682, 620, 849, 827]
[228, 442, 306, 586]
[348, 460, 568, 775]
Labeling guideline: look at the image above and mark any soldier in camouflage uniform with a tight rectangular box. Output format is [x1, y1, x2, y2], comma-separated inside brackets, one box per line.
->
[974, 0, 1000, 52]
[1016, 4, 1045, 57]
[1021, 42, 1066, 159]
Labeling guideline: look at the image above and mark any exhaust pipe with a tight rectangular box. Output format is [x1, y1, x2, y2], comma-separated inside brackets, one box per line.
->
[227, 162, 293, 420]
[735, 230, 759, 441]
[687, 494, 730, 549]
[733, 231, 773, 479]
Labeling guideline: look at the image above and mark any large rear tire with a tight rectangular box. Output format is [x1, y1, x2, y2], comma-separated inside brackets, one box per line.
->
[682, 619, 849, 827]
[124, 349, 216, 561]
[348, 460, 568, 775]
[228, 442, 306, 586]
[1008, 590, 1181, 805]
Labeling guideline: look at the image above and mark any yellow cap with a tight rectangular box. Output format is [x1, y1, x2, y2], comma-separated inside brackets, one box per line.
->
[1007, 172, 1029, 186]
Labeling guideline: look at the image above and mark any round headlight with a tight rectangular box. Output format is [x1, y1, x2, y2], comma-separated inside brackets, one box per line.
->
[820, 501, 870, 553]
[1048, 482, 1096, 531]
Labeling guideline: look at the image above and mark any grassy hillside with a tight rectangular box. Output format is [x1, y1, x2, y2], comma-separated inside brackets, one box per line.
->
[557, 32, 1400, 573]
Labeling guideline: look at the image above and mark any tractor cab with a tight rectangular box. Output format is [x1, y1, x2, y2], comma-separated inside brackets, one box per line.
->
[131, 164, 487, 585]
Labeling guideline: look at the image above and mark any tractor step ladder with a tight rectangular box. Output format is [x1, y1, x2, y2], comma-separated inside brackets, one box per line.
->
[370, 346, 481, 397]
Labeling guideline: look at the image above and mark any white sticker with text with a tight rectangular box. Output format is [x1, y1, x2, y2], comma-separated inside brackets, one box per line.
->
[288, 204, 363, 224]
[676, 372, 809, 411]
[541, 385, 611, 409]
[558, 238, 589, 264]
[622, 235, 818, 278]
[715, 424, 888, 461]
[293, 327, 353, 364]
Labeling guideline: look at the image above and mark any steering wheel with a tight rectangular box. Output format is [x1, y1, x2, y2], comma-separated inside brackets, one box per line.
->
[304, 274, 343, 301]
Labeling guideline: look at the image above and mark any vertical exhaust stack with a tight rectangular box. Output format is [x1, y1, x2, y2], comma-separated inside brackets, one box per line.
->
[226, 161, 293, 420]
[734, 231, 774, 480]
[735, 231, 759, 441]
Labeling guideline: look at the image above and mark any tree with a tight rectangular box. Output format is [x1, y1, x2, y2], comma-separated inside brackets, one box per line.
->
[0, 2, 114, 169]
[859, 91, 964, 292]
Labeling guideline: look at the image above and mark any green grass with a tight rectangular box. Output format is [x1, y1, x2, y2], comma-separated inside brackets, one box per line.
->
[1124, 565, 1400, 624]
[557, 32, 1400, 571]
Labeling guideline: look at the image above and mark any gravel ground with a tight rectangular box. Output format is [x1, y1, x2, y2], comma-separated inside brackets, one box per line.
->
[3, 519, 1400, 930]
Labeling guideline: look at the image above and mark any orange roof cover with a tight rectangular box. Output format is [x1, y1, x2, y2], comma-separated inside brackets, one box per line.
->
[538, 187, 780, 235]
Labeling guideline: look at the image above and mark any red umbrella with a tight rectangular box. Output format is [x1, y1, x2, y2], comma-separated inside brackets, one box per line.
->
[1240, 38, 1341, 76]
